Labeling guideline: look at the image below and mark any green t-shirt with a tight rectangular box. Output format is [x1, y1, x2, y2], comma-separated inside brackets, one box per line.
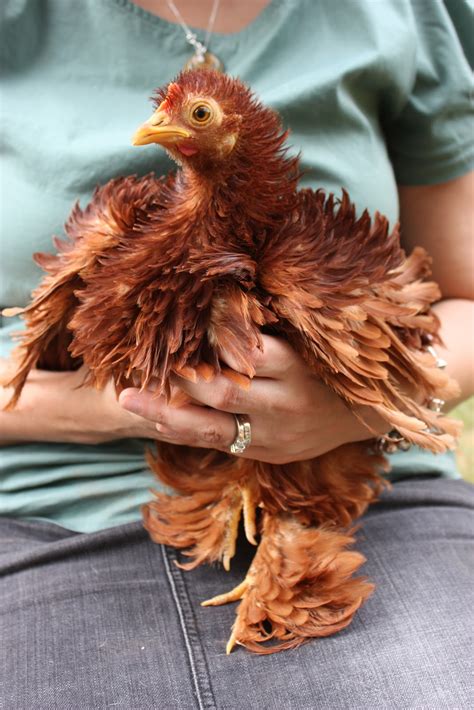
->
[0, 0, 472, 532]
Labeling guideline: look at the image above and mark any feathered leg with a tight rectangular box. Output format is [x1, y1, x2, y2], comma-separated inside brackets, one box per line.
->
[203, 443, 387, 653]
[143, 444, 260, 570]
[203, 514, 374, 654]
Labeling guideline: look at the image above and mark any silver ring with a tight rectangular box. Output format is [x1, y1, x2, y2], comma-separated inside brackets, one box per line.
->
[230, 413, 252, 454]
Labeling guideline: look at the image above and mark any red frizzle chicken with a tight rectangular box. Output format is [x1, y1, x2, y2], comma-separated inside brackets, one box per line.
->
[3, 70, 460, 654]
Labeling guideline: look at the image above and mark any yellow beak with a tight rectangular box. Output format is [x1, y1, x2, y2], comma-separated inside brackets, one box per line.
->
[132, 109, 191, 146]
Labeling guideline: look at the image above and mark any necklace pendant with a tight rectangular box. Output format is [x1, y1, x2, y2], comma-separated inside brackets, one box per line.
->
[184, 50, 224, 73]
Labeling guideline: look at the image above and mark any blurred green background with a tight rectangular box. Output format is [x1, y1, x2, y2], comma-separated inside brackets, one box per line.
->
[452, 397, 474, 483]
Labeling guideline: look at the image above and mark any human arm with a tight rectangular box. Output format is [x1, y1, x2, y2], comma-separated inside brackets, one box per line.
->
[0, 363, 158, 446]
[398, 172, 474, 406]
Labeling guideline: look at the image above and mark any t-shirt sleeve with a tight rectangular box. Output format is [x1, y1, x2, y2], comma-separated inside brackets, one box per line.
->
[385, 0, 474, 186]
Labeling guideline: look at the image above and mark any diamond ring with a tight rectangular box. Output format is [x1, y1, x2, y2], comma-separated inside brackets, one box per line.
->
[230, 413, 252, 454]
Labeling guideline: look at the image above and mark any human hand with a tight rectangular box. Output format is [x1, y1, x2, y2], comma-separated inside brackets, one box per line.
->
[119, 335, 388, 464]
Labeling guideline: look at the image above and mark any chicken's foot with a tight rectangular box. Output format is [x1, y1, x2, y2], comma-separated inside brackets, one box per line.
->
[201, 576, 252, 655]
[203, 514, 377, 655]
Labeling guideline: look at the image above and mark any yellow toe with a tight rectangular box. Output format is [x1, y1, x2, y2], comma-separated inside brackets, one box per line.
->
[242, 485, 258, 546]
[225, 627, 238, 655]
[201, 579, 249, 607]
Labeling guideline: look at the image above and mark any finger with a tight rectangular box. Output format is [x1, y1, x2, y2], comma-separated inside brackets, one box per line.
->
[219, 334, 302, 379]
[169, 372, 288, 415]
[120, 387, 238, 449]
[155, 408, 263, 460]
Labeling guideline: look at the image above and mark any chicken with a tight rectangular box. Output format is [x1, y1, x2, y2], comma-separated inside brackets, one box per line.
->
[3, 70, 460, 654]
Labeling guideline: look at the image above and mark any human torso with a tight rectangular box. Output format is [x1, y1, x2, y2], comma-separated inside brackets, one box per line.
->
[0, 0, 462, 532]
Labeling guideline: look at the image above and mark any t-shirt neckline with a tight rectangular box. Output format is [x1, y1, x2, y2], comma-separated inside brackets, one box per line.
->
[109, 0, 286, 46]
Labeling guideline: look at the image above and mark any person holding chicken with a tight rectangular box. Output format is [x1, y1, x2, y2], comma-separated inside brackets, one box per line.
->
[0, 1, 473, 708]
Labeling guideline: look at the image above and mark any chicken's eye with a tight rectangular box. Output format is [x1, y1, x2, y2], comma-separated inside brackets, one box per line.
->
[191, 105, 212, 124]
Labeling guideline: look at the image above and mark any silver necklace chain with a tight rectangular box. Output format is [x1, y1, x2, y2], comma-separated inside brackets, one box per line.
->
[165, 0, 221, 61]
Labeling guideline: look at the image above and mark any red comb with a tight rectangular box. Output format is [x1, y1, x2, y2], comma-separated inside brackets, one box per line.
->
[160, 82, 184, 112]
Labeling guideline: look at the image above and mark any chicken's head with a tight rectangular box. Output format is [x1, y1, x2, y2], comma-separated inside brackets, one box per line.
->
[132, 70, 282, 174]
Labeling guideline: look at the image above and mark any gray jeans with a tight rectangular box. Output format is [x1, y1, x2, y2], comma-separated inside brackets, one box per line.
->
[1, 478, 473, 710]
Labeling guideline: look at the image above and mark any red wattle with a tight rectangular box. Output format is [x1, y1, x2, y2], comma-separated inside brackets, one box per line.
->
[177, 143, 199, 156]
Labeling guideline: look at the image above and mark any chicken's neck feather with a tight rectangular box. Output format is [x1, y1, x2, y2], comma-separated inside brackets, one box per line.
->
[173, 130, 301, 251]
